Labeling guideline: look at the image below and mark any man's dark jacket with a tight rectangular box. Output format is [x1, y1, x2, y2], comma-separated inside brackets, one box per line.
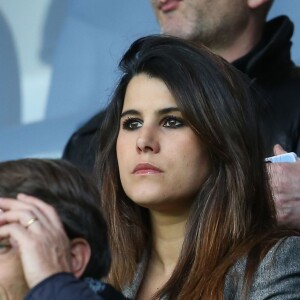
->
[25, 273, 127, 300]
[63, 16, 300, 174]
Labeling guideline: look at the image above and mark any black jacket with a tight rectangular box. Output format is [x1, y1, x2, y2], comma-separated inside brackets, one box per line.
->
[25, 273, 127, 300]
[63, 16, 300, 174]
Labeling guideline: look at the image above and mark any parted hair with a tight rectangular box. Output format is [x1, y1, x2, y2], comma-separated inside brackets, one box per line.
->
[95, 35, 291, 299]
[0, 158, 110, 279]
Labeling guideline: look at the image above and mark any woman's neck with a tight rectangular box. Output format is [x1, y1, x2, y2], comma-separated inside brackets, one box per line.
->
[150, 209, 189, 273]
[136, 210, 189, 299]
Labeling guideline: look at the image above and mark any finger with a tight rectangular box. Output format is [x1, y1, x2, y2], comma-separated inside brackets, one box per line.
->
[0, 199, 52, 229]
[273, 144, 287, 155]
[0, 197, 18, 211]
[0, 210, 41, 230]
[17, 194, 64, 230]
[0, 222, 33, 247]
[268, 163, 282, 182]
[0, 197, 43, 212]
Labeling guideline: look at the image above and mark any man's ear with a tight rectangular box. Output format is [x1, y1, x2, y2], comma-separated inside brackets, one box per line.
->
[247, 0, 270, 9]
[70, 238, 91, 278]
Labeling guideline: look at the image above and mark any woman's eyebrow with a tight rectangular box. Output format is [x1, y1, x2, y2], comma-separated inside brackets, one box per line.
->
[157, 107, 180, 115]
[120, 109, 140, 118]
[120, 107, 180, 118]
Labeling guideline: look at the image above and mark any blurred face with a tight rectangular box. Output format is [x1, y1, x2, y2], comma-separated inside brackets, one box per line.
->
[150, 0, 250, 48]
[116, 74, 209, 213]
[0, 239, 29, 300]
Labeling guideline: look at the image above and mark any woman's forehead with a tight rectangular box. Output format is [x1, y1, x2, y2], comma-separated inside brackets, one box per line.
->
[123, 74, 177, 110]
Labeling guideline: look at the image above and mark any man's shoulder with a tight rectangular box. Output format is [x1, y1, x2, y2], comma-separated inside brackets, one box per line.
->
[75, 109, 107, 136]
[62, 109, 107, 172]
[261, 65, 300, 107]
[289, 66, 300, 82]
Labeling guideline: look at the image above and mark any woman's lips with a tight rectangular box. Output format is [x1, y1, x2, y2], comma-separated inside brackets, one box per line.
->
[159, 0, 182, 12]
[133, 163, 163, 175]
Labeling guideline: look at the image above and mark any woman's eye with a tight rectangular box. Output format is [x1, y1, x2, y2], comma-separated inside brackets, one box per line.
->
[122, 118, 142, 130]
[163, 117, 183, 128]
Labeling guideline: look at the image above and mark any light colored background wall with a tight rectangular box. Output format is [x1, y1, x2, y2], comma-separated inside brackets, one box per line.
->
[0, 0, 298, 161]
[268, 0, 300, 64]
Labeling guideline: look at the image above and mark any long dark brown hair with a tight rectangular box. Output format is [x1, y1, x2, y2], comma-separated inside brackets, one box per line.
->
[95, 35, 293, 299]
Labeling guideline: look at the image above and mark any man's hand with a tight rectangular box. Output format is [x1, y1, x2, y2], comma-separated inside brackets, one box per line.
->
[269, 144, 300, 229]
[0, 194, 72, 288]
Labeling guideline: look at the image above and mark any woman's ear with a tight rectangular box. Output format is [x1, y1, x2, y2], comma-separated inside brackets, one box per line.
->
[69, 238, 91, 278]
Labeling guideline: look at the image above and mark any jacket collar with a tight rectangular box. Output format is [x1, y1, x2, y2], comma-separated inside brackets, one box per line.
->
[233, 16, 295, 84]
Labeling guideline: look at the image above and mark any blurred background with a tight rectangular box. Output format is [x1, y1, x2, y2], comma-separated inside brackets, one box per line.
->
[0, 0, 299, 161]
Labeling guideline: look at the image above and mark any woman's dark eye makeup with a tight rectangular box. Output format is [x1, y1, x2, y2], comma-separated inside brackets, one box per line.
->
[122, 115, 184, 130]
[122, 117, 142, 130]
[162, 116, 184, 128]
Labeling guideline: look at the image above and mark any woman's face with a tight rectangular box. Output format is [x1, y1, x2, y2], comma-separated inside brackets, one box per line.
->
[117, 73, 209, 213]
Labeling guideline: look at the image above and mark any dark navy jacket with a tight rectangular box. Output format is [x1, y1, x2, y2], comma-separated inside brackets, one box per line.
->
[25, 273, 127, 300]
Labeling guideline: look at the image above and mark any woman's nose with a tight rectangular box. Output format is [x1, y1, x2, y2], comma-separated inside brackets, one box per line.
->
[136, 127, 160, 153]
